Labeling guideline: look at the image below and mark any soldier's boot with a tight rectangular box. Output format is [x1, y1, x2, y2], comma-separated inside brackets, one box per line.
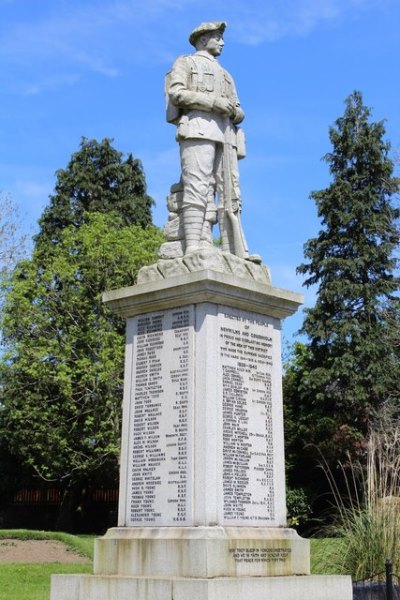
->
[183, 208, 205, 254]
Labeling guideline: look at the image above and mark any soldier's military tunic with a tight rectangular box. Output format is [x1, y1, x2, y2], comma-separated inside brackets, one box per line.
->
[166, 50, 244, 211]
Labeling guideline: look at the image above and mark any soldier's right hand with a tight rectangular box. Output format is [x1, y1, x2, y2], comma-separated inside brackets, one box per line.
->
[213, 98, 235, 116]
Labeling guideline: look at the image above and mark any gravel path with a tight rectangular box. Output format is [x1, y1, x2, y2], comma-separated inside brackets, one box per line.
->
[0, 539, 90, 563]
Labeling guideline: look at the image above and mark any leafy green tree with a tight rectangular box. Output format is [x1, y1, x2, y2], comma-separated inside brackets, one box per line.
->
[0, 139, 163, 529]
[0, 195, 31, 507]
[284, 92, 400, 510]
[0, 213, 163, 528]
[0, 194, 28, 294]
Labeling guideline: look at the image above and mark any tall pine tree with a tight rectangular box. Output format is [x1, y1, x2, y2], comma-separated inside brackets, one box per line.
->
[284, 92, 400, 505]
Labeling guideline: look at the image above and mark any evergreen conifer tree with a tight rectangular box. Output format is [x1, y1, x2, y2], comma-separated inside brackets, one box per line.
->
[284, 92, 400, 502]
[36, 137, 154, 247]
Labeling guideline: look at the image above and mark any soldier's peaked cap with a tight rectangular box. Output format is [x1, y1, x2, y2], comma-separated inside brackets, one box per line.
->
[189, 21, 227, 47]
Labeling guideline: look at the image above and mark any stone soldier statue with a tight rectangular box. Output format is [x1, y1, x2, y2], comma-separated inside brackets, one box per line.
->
[166, 21, 258, 261]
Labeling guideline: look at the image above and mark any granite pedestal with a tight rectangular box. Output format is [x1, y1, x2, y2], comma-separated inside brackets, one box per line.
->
[51, 265, 352, 599]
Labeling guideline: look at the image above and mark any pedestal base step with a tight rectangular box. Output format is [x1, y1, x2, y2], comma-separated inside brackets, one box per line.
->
[51, 574, 352, 600]
[94, 527, 310, 578]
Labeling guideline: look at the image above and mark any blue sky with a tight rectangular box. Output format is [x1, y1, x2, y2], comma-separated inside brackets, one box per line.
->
[1, 0, 399, 344]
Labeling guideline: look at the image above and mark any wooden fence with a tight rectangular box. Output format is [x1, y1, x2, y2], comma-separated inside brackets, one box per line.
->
[12, 488, 118, 506]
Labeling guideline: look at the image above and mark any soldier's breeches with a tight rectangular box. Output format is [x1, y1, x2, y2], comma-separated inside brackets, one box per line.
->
[180, 139, 221, 210]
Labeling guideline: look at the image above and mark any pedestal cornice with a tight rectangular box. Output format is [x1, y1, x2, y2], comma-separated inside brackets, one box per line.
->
[103, 269, 303, 320]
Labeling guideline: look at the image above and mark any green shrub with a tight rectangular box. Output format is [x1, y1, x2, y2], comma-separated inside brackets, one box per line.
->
[286, 487, 311, 528]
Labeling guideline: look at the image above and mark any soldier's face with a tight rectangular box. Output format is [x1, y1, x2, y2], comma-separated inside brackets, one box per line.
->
[204, 32, 224, 56]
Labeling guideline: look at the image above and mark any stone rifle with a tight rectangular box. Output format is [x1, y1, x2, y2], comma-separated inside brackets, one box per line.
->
[222, 117, 249, 259]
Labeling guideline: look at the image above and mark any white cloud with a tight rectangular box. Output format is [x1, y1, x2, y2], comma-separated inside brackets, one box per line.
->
[0, 7, 119, 71]
[0, 0, 388, 95]
[20, 73, 81, 96]
[0, 0, 199, 64]
[229, 0, 380, 44]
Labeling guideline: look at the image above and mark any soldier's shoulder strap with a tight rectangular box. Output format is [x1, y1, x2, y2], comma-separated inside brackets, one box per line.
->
[170, 54, 197, 69]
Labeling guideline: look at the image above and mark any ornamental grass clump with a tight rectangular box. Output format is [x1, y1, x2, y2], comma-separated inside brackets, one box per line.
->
[323, 417, 400, 580]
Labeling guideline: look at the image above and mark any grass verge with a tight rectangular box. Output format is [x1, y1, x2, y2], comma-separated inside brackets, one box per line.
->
[0, 530, 95, 600]
[0, 563, 92, 600]
[0, 529, 95, 559]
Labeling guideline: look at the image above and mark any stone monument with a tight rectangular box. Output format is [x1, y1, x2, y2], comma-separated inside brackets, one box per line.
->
[51, 21, 352, 600]
[159, 20, 260, 264]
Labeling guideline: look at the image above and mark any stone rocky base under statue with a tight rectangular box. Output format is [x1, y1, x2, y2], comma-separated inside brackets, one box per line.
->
[137, 247, 271, 285]
[51, 526, 352, 600]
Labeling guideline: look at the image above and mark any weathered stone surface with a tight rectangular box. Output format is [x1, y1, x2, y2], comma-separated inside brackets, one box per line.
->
[51, 573, 352, 600]
[51, 575, 172, 600]
[94, 527, 310, 578]
[222, 252, 254, 279]
[103, 270, 303, 320]
[245, 260, 272, 284]
[158, 240, 184, 259]
[167, 188, 183, 213]
[139, 247, 273, 283]
[164, 214, 183, 241]
[157, 256, 189, 278]
[182, 247, 226, 273]
[136, 264, 163, 285]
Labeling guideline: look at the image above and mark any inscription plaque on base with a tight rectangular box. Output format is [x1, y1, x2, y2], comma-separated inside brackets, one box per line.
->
[119, 302, 286, 528]
[126, 307, 194, 526]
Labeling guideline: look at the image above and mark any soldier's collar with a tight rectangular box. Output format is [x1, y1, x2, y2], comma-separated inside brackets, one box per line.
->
[194, 50, 216, 61]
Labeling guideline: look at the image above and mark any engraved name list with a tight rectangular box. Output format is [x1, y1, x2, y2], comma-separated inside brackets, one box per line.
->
[219, 311, 276, 525]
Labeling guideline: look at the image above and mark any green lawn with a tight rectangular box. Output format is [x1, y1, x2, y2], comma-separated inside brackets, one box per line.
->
[0, 563, 92, 600]
[0, 530, 95, 600]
